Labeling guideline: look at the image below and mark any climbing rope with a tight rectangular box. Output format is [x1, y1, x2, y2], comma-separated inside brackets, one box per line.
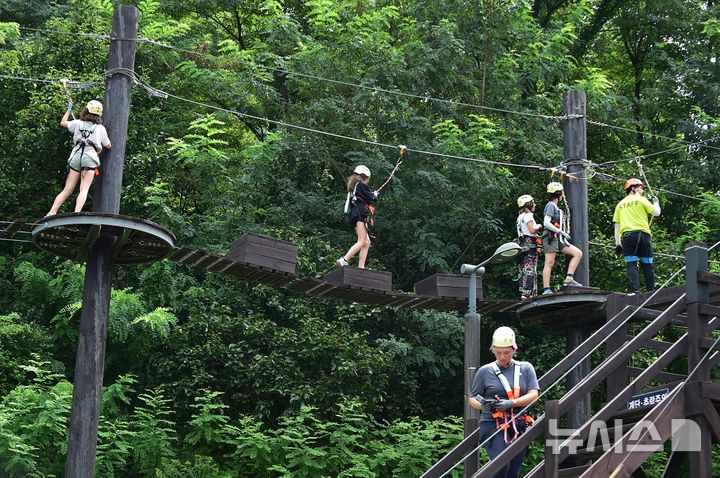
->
[375, 145, 406, 194]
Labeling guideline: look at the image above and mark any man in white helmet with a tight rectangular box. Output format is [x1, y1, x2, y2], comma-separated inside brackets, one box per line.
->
[47, 99, 111, 216]
[469, 327, 539, 478]
[516, 194, 542, 300]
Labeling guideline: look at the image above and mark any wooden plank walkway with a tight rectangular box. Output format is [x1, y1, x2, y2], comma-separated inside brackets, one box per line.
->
[165, 244, 515, 313]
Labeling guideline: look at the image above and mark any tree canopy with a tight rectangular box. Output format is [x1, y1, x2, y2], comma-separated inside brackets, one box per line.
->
[0, 0, 719, 476]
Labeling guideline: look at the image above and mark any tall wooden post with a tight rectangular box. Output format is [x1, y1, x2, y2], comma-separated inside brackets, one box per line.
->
[93, 5, 138, 214]
[562, 90, 591, 430]
[684, 242, 712, 475]
[65, 5, 138, 477]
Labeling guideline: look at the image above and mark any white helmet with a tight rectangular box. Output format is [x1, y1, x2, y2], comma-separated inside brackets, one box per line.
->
[547, 182, 564, 194]
[517, 194, 534, 208]
[86, 100, 103, 116]
[353, 165, 371, 178]
[492, 326, 517, 348]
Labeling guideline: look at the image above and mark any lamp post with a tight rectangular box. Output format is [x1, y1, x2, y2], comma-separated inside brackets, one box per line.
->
[459, 242, 521, 478]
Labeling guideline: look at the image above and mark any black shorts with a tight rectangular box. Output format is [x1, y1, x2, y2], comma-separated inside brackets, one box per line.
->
[348, 206, 369, 227]
[621, 231, 653, 259]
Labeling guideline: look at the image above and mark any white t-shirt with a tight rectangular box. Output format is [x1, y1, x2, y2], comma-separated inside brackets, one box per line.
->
[66, 120, 111, 163]
[516, 212, 537, 237]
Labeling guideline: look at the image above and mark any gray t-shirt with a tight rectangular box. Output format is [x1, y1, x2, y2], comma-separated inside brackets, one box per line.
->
[470, 360, 540, 421]
[542, 202, 561, 237]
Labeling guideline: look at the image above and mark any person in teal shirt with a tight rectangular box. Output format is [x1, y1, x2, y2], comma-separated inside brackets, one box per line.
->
[613, 178, 660, 294]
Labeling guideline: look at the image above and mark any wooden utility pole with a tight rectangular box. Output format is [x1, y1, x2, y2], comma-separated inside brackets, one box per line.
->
[65, 5, 138, 477]
[562, 90, 591, 430]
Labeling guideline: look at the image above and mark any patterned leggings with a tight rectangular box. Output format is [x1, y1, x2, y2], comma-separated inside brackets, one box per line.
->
[517, 237, 539, 297]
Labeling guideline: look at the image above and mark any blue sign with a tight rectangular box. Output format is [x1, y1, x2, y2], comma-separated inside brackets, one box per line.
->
[626, 388, 669, 410]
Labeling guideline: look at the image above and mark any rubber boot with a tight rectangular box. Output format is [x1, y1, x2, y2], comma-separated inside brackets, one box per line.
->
[640, 261, 655, 292]
[626, 262, 641, 294]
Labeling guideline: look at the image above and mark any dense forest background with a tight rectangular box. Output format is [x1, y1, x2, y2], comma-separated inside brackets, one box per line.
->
[1, 0, 719, 476]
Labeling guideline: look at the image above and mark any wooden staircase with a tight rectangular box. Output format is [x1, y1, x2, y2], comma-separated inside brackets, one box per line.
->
[421, 242, 720, 478]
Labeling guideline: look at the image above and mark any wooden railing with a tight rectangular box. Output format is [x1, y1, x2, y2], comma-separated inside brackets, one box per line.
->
[421, 242, 720, 478]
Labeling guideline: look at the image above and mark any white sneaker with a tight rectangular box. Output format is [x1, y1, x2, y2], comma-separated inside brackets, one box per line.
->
[336, 257, 349, 267]
[562, 277, 582, 287]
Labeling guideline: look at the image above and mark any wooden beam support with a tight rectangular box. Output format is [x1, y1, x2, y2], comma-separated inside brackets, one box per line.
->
[74, 223, 101, 262]
[698, 302, 720, 320]
[525, 334, 688, 477]
[580, 388, 685, 477]
[697, 270, 720, 286]
[544, 400, 561, 478]
[65, 6, 138, 478]
[5, 218, 26, 235]
[627, 367, 687, 384]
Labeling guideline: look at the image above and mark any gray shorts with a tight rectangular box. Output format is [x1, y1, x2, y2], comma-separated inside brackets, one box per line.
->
[68, 152, 99, 172]
[542, 235, 567, 254]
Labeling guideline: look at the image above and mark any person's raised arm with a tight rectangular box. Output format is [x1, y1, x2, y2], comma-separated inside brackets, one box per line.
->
[60, 101, 73, 128]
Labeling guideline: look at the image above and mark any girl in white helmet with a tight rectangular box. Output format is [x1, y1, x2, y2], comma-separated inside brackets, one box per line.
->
[541, 182, 582, 294]
[516, 195, 542, 300]
[46, 100, 112, 216]
[337, 165, 378, 268]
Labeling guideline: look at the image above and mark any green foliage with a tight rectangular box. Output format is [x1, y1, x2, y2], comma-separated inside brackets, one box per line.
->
[0, 314, 52, 396]
[185, 390, 230, 448]
[128, 389, 177, 476]
[0, 357, 71, 477]
[2, 0, 720, 475]
[155, 456, 232, 478]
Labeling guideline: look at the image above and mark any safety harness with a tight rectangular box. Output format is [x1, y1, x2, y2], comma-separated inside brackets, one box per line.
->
[516, 214, 542, 254]
[68, 122, 100, 174]
[342, 145, 406, 226]
[490, 362, 534, 444]
[344, 182, 376, 226]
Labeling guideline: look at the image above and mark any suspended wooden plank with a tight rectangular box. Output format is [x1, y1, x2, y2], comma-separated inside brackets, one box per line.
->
[167, 245, 196, 261]
[5, 218, 27, 235]
[206, 257, 235, 273]
[194, 252, 225, 270]
[285, 277, 320, 293]
[322, 266, 392, 293]
[178, 249, 205, 266]
[227, 234, 298, 274]
[414, 273, 484, 300]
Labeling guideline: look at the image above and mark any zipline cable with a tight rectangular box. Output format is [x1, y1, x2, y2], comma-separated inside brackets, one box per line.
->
[587, 119, 720, 153]
[0, 72, 714, 201]
[16, 26, 720, 155]
[132, 77, 553, 172]
[588, 240, 720, 264]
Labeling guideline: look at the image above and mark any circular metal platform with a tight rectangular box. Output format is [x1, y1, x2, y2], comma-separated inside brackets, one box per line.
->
[513, 289, 609, 327]
[32, 212, 175, 264]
